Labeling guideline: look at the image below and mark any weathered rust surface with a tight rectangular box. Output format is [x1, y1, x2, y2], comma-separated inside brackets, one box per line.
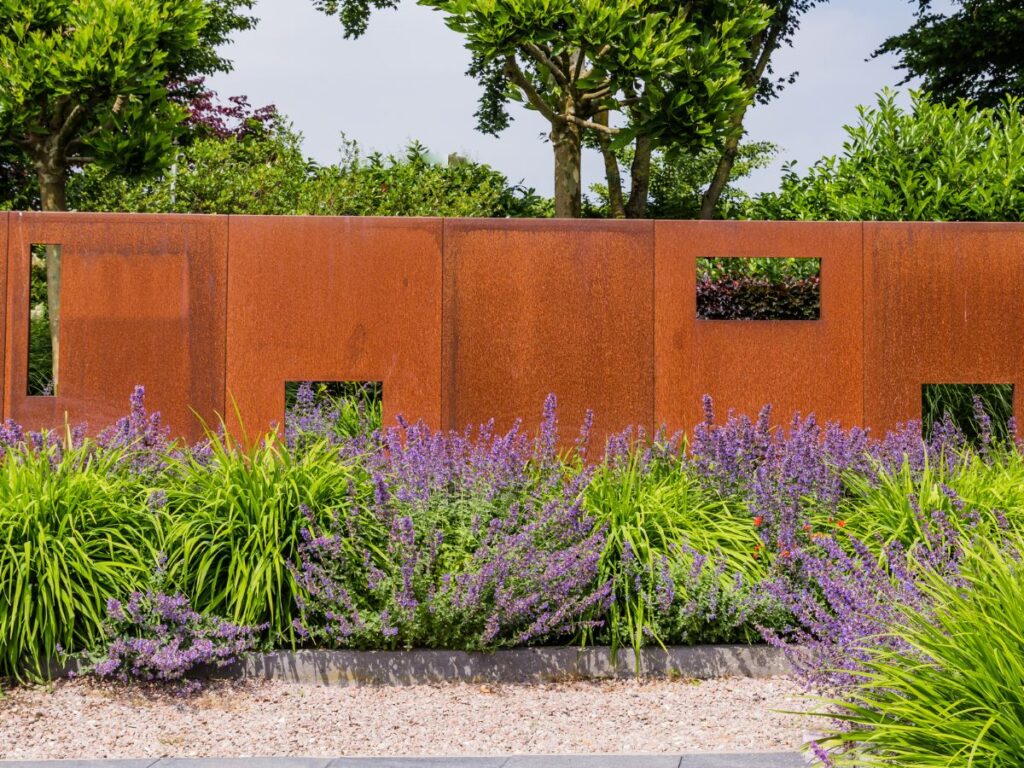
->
[3, 211, 228, 441]
[864, 222, 1024, 432]
[443, 218, 655, 445]
[655, 221, 865, 435]
[3, 213, 1023, 444]
[224, 216, 443, 439]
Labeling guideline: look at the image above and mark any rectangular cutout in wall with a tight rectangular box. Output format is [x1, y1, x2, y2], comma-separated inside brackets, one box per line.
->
[28, 243, 60, 396]
[696, 257, 820, 320]
[922, 383, 1014, 444]
[284, 380, 383, 446]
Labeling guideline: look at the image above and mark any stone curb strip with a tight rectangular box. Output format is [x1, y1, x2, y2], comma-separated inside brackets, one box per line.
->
[196, 646, 790, 686]
[0, 755, 806, 768]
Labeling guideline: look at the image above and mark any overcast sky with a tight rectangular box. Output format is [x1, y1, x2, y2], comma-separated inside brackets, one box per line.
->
[208, 0, 955, 196]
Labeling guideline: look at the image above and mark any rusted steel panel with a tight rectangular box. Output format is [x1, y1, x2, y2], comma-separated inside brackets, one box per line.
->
[443, 218, 655, 445]
[864, 222, 1024, 433]
[655, 221, 865, 435]
[3, 211, 228, 441]
[225, 216, 443, 439]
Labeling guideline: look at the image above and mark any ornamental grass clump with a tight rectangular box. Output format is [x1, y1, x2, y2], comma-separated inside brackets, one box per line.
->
[809, 537, 1024, 768]
[0, 442, 157, 679]
[584, 430, 779, 655]
[158, 432, 365, 643]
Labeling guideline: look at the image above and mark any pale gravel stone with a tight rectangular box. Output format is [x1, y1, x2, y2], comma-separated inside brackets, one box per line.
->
[0, 677, 810, 761]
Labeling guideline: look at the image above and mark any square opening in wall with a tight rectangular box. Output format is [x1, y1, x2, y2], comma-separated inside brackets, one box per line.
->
[922, 383, 1014, 445]
[28, 243, 61, 396]
[284, 381, 383, 447]
[696, 257, 820, 320]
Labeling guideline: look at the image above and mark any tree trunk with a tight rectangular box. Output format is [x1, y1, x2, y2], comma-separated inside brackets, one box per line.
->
[700, 131, 741, 220]
[699, 17, 780, 220]
[551, 119, 582, 218]
[35, 155, 66, 394]
[595, 112, 625, 218]
[625, 136, 653, 219]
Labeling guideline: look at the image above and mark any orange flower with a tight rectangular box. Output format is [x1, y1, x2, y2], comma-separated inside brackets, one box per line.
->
[837, 520, 847, 528]
[803, 523, 812, 532]
[753, 516, 764, 527]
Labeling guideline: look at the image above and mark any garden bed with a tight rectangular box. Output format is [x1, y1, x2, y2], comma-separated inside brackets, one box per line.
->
[4, 385, 1024, 766]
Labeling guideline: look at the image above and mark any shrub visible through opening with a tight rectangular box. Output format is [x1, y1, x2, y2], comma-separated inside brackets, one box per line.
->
[28, 243, 59, 396]
[283, 380, 383, 448]
[696, 256, 820, 320]
[922, 383, 1014, 446]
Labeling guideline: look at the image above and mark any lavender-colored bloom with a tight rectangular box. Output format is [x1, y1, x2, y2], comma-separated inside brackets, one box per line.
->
[89, 580, 262, 690]
[291, 396, 611, 651]
[761, 503, 978, 692]
[95, 385, 172, 474]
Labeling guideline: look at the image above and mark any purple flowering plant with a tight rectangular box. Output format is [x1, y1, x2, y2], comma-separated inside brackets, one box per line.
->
[94, 385, 173, 475]
[4, 379, 1024, 691]
[291, 395, 613, 650]
[86, 559, 263, 690]
[283, 381, 382, 453]
[760, 504, 975, 693]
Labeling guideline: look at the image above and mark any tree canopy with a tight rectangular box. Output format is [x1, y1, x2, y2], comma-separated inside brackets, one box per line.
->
[875, 0, 1024, 109]
[316, 0, 772, 218]
[698, 0, 828, 219]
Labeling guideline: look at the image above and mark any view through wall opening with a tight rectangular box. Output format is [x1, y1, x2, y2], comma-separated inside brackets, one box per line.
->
[696, 256, 821, 320]
[922, 383, 1015, 445]
[284, 381, 383, 447]
[28, 243, 61, 396]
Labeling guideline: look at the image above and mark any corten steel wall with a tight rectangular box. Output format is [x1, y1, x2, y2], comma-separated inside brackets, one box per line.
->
[656, 221, 865, 432]
[3, 212, 227, 441]
[3, 213, 1024, 443]
[863, 223, 1024, 432]
[442, 219, 655, 444]
[225, 216, 443, 439]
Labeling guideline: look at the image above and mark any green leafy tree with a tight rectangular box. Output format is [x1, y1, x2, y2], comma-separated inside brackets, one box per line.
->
[587, 140, 775, 218]
[746, 91, 1024, 221]
[698, 0, 828, 218]
[875, 0, 1024, 109]
[0, 0, 253, 390]
[315, 0, 772, 219]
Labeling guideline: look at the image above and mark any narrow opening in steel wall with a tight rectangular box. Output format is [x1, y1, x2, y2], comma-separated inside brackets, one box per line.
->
[28, 243, 61, 397]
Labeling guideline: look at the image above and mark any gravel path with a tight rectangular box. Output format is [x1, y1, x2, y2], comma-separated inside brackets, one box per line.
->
[0, 677, 809, 761]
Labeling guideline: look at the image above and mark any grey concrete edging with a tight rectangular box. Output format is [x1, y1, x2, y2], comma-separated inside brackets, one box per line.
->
[0, 754, 807, 768]
[196, 645, 790, 686]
